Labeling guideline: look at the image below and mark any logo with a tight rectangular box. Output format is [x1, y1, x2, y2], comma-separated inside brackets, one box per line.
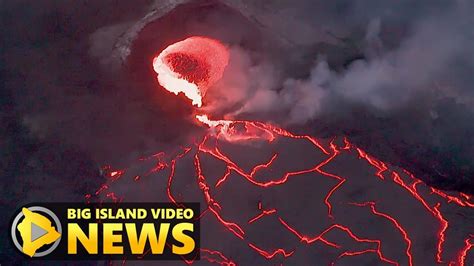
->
[11, 206, 62, 257]
[10, 203, 200, 260]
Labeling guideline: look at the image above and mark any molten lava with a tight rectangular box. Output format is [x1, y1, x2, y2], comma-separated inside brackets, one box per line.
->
[92, 119, 474, 265]
[153, 36, 229, 107]
[89, 36, 473, 265]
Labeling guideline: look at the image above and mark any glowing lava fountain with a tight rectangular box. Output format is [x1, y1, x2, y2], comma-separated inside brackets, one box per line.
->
[152, 36, 229, 107]
[89, 37, 473, 265]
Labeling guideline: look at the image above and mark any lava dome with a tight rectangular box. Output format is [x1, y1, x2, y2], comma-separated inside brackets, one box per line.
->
[152, 36, 229, 107]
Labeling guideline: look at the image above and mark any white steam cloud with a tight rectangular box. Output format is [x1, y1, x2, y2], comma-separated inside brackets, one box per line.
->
[203, 3, 473, 125]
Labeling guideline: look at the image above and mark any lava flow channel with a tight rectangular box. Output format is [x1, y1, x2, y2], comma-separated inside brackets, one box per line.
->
[89, 37, 474, 265]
